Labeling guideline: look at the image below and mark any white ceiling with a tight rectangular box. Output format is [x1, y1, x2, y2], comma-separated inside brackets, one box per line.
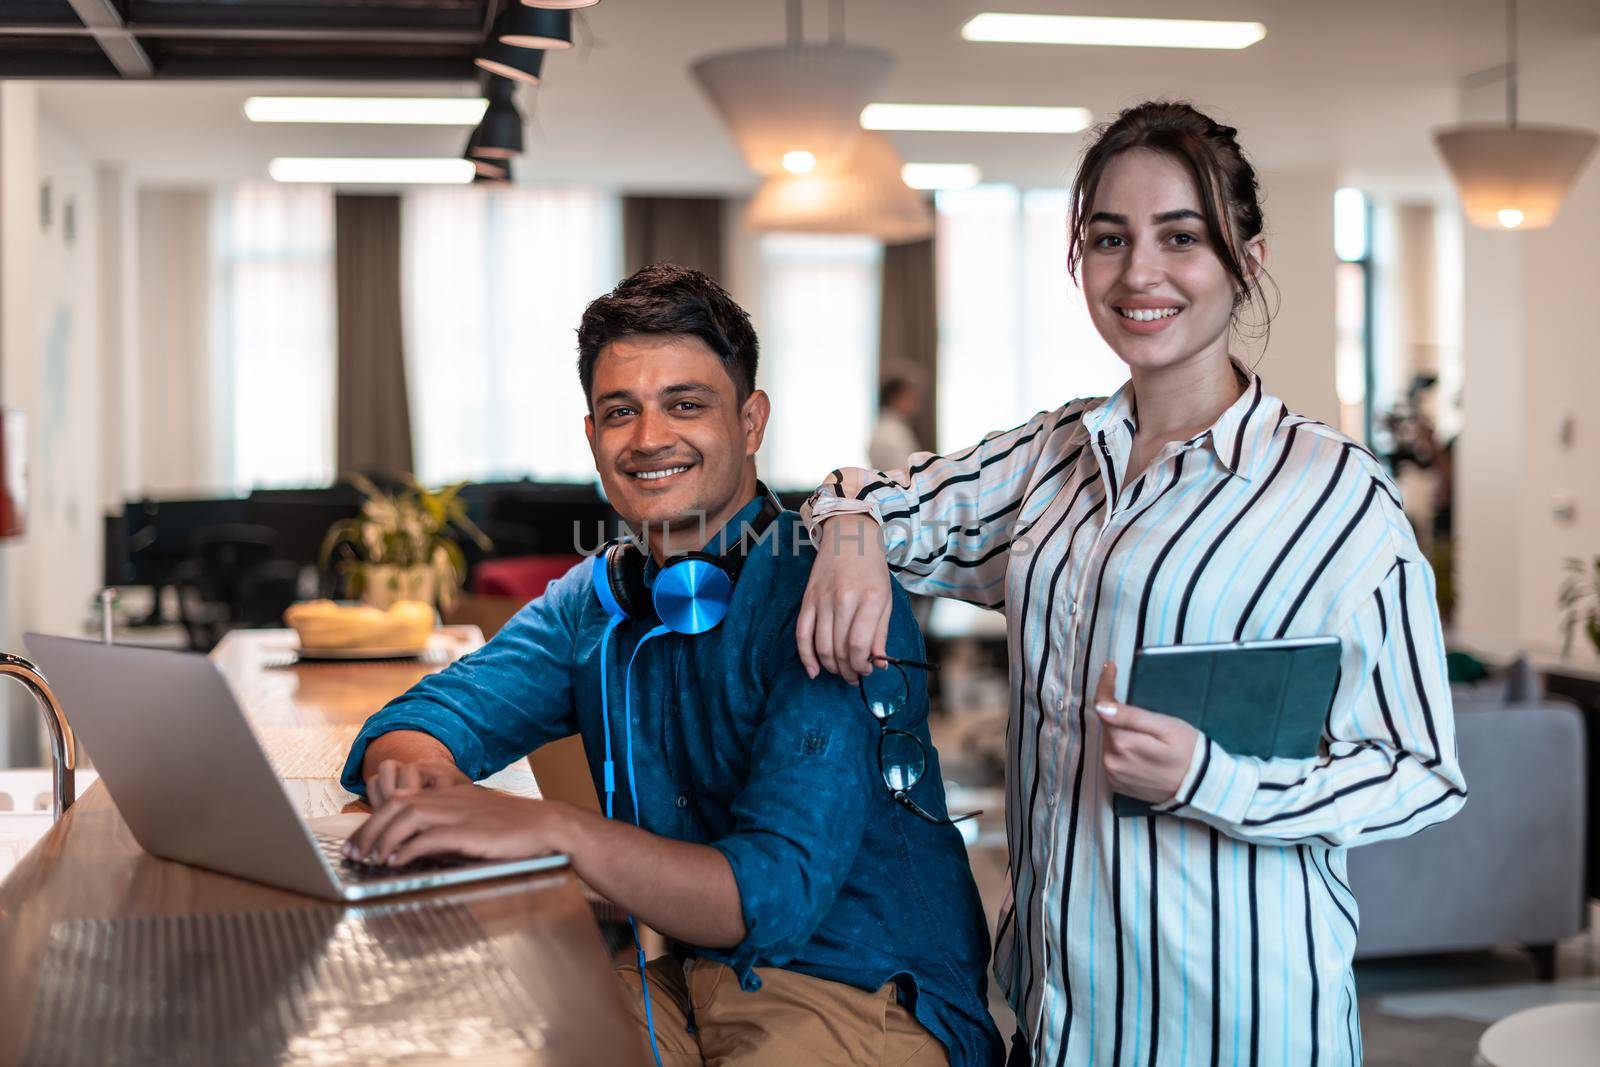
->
[33, 0, 1600, 195]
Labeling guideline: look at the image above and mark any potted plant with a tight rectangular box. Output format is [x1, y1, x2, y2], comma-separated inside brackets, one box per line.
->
[1558, 555, 1600, 657]
[320, 474, 492, 612]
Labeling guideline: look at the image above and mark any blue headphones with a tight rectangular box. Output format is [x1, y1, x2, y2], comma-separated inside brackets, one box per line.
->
[588, 486, 782, 1066]
[589, 486, 781, 635]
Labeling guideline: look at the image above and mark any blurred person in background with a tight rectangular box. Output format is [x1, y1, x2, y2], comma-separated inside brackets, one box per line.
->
[869, 376, 926, 471]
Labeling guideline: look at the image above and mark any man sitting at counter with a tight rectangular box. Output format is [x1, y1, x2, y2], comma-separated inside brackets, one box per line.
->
[341, 264, 1002, 1067]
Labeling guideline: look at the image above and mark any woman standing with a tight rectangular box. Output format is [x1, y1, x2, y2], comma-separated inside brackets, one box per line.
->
[797, 102, 1465, 1067]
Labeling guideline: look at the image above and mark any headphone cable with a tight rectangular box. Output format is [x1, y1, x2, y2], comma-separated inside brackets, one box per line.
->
[599, 621, 671, 1067]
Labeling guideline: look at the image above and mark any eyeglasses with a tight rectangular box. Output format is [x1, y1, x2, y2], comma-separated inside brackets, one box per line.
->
[858, 656, 981, 826]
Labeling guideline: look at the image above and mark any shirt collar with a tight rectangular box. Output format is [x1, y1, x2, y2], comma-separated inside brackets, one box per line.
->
[1204, 359, 1272, 481]
[1082, 357, 1273, 481]
[1083, 377, 1139, 438]
[640, 492, 770, 582]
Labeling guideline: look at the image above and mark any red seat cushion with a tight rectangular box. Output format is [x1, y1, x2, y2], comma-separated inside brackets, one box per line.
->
[472, 555, 585, 602]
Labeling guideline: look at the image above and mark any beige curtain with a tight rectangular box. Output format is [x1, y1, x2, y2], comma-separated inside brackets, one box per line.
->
[335, 193, 414, 480]
[878, 232, 938, 449]
[622, 196, 725, 280]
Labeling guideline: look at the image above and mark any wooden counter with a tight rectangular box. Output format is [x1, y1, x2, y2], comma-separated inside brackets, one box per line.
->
[0, 629, 644, 1066]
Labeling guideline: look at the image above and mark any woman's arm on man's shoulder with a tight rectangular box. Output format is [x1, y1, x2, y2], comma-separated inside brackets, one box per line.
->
[799, 403, 1086, 680]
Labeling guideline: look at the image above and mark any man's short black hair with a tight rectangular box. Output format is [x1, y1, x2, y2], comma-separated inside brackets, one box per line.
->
[577, 263, 759, 407]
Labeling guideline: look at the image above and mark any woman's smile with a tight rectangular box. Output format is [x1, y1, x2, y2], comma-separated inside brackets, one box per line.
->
[1112, 303, 1185, 335]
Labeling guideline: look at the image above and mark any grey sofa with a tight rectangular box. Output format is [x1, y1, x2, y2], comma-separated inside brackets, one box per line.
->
[1347, 695, 1588, 979]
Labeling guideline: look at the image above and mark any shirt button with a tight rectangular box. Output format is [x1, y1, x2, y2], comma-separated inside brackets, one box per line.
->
[1056, 698, 1065, 711]
[675, 794, 689, 809]
[1045, 793, 1056, 807]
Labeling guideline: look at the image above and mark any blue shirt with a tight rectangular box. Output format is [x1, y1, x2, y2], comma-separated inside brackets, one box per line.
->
[342, 501, 1004, 1067]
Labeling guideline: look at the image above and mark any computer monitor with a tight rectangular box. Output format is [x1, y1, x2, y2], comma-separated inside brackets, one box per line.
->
[467, 479, 617, 558]
[119, 497, 251, 588]
[244, 487, 365, 567]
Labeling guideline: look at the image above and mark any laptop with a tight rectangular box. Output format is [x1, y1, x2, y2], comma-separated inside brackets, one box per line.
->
[24, 633, 569, 901]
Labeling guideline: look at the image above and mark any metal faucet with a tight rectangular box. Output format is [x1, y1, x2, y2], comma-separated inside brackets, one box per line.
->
[0, 653, 76, 821]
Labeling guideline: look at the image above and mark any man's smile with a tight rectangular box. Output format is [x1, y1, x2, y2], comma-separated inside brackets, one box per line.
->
[627, 462, 695, 485]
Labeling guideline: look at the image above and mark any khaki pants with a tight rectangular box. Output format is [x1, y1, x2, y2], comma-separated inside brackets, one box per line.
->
[615, 956, 949, 1067]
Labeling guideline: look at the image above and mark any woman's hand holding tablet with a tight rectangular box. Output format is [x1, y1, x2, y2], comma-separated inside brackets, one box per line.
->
[1093, 662, 1201, 806]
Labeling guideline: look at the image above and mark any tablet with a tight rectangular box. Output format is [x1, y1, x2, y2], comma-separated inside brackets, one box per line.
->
[1113, 635, 1342, 818]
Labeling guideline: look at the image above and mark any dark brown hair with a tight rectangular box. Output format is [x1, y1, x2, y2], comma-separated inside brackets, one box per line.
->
[1067, 100, 1275, 338]
[577, 263, 759, 407]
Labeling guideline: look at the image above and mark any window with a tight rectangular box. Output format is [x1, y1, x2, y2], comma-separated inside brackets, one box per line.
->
[402, 186, 620, 485]
[757, 233, 882, 489]
[213, 183, 336, 489]
[934, 186, 1124, 453]
[1333, 187, 1374, 443]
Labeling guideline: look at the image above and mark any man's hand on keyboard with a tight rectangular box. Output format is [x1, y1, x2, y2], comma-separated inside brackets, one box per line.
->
[343, 784, 566, 867]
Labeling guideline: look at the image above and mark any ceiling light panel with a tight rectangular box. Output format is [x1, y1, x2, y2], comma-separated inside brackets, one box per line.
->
[901, 163, 981, 190]
[244, 97, 488, 125]
[268, 158, 476, 184]
[962, 14, 1266, 50]
[861, 103, 1090, 134]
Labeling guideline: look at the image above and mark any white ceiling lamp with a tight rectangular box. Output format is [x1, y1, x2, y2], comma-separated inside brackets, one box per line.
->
[901, 162, 981, 190]
[243, 97, 487, 125]
[519, 0, 598, 7]
[781, 150, 817, 174]
[268, 158, 475, 185]
[746, 132, 932, 244]
[961, 13, 1265, 50]
[1433, 0, 1596, 230]
[691, 0, 891, 176]
[861, 102, 1090, 134]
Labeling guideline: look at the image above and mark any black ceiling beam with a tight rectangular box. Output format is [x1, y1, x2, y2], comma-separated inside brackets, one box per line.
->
[1, 2, 84, 25]
[64, 0, 155, 76]
[3, 23, 481, 44]
[151, 53, 477, 80]
[0, 36, 120, 77]
[125, 2, 484, 33]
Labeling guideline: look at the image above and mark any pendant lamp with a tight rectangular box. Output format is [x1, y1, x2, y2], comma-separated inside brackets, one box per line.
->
[746, 132, 932, 244]
[475, 41, 545, 85]
[470, 79, 524, 159]
[497, 8, 573, 50]
[464, 130, 508, 177]
[520, 0, 598, 7]
[475, 159, 513, 184]
[1433, 0, 1596, 229]
[691, 0, 890, 176]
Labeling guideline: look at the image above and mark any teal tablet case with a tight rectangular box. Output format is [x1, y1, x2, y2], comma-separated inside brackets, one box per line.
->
[1112, 636, 1341, 818]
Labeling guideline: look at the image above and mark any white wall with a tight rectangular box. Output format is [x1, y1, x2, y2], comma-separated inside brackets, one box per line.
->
[0, 82, 41, 765]
[0, 87, 109, 763]
[1454, 34, 1600, 664]
[1456, 224, 1527, 648]
[135, 188, 218, 496]
[32, 114, 105, 635]
[1249, 169, 1340, 426]
[97, 165, 139, 508]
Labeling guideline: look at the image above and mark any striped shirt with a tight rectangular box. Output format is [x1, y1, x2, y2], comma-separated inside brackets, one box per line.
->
[805, 363, 1466, 1067]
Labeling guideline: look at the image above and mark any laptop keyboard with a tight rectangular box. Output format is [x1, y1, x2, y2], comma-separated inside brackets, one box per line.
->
[314, 832, 468, 885]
